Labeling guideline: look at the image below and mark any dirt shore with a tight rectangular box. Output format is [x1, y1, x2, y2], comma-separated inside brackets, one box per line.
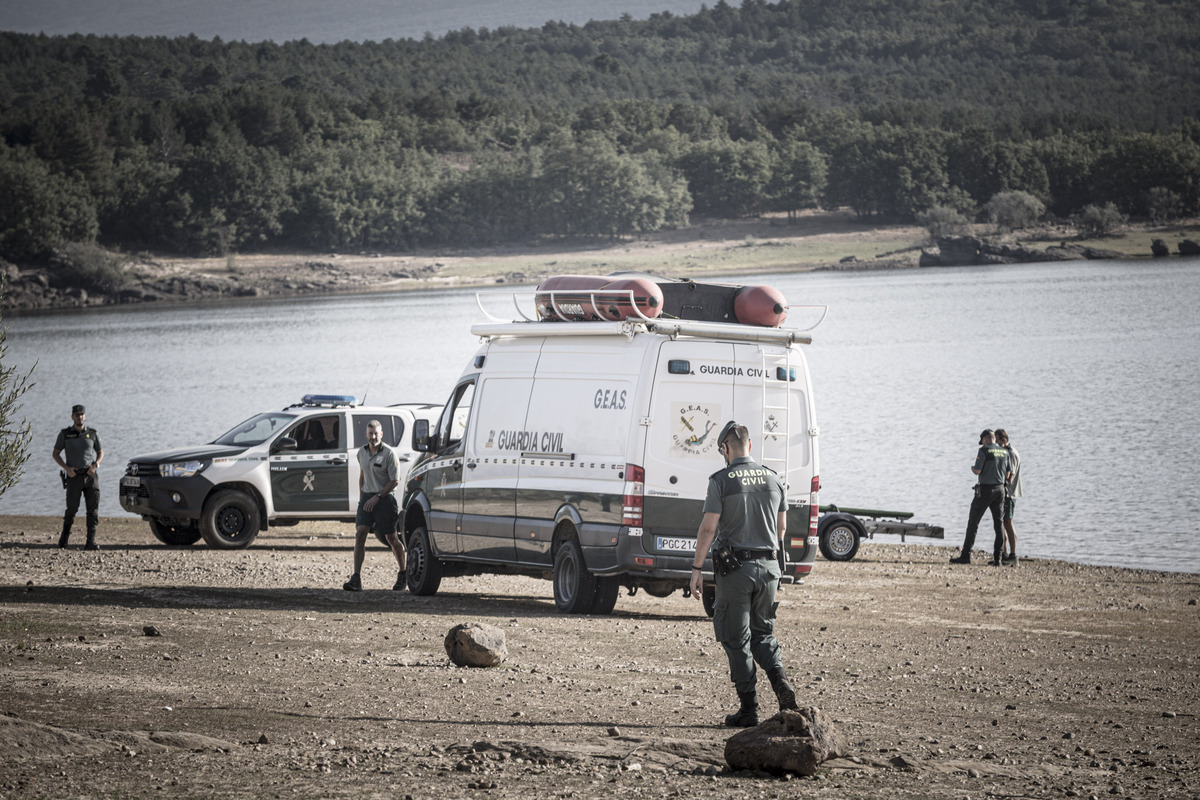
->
[2, 515, 1198, 798]
[7, 212, 1196, 312]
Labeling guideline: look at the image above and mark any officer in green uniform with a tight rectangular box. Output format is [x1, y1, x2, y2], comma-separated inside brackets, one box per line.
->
[951, 429, 1011, 565]
[689, 421, 799, 727]
[52, 404, 103, 550]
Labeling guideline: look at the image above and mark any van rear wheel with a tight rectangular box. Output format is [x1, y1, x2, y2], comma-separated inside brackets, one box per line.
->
[553, 538, 599, 614]
[589, 577, 620, 615]
[406, 526, 442, 596]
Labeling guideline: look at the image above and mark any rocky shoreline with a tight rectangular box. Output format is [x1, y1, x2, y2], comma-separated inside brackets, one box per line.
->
[919, 234, 1200, 267]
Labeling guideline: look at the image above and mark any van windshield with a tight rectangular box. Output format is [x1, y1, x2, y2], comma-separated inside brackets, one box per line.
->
[213, 412, 297, 446]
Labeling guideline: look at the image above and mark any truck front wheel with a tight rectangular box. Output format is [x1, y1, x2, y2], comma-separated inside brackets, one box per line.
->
[148, 519, 201, 546]
[200, 490, 261, 549]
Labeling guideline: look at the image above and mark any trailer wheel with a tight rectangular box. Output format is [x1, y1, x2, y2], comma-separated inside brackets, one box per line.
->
[553, 537, 599, 614]
[819, 515, 864, 561]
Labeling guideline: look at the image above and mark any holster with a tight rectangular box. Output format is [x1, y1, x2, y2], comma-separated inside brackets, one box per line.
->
[712, 545, 742, 576]
[60, 470, 68, 489]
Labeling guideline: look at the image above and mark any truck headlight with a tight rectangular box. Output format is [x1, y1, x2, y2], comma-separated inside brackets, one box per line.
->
[159, 460, 209, 478]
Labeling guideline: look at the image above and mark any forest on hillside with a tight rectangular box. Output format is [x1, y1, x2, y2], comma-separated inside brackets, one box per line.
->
[1, 0, 1199, 267]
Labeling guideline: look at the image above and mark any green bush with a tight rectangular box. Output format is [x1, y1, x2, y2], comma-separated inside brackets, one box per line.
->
[53, 243, 128, 293]
[916, 204, 971, 239]
[984, 191, 1045, 232]
[1074, 202, 1127, 237]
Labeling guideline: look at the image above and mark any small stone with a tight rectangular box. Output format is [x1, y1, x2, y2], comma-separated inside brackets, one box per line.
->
[607, 727, 621, 737]
[967, 768, 982, 778]
[143, 626, 161, 637]
[258, 733, 270, 744]
[1162, 711, 1177, 718]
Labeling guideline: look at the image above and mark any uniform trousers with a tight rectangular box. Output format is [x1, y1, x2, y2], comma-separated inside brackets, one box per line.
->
[712, 557, 783, 694]
[963, 483, 1005, 559]
[64, 472, 100, 536]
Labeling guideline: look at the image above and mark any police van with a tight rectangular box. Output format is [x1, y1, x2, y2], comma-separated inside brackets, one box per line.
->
[119, 395, 441, 549]
[400, 274, 822, 615]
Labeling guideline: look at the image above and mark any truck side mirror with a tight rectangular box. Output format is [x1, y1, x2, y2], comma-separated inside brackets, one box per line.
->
[272, 436, 298, 453]
[413, 419, 430, 452]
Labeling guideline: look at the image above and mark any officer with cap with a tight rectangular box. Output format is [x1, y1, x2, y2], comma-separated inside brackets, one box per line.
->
[689, 420, 799, 727]
[951, 428, 1011, 565]
[52, 404, 104, 550]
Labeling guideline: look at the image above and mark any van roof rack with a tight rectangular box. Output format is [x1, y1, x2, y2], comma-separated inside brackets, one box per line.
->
[473, 289, 824, 346]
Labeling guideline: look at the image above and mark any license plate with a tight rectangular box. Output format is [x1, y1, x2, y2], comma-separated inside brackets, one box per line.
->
[656, 536, 696, 552]
[120, 476, 141, 488]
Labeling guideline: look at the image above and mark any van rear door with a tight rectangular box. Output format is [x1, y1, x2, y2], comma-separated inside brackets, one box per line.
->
[641, 340, 741, 553]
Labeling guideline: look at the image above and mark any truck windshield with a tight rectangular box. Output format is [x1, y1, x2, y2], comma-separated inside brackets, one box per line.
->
[212, 412, 297, 446]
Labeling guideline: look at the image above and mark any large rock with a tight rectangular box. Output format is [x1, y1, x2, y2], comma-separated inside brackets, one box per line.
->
[1152, 239, 1171, 257]
[1178, 239, 1200, 256]
[444, 622, 508, 667]
[724, 707, 846, 776]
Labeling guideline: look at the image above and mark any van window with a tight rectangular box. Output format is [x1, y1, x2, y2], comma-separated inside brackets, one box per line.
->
[351, 415, 406, 448]
[436, 381, 476, 452]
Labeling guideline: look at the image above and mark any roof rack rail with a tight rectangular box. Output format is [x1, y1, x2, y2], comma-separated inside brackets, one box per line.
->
[473, 289, 825, 345]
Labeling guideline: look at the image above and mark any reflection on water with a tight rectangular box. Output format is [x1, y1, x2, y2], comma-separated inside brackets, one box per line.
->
[6, 260, 1200, 573]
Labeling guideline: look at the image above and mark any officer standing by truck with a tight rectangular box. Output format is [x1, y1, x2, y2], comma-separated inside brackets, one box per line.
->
[343, 419, 407, 591]
[52, 404, 103, 550]
[689, 421, 799, 727]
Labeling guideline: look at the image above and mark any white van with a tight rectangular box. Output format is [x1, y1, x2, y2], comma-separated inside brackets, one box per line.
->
[400, 276, 822, 615]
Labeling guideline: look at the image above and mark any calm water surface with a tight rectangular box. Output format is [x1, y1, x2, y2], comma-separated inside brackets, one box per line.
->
[6, 260, 1200, 573]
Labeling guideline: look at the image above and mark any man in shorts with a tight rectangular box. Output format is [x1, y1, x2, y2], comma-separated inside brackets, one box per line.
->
[343, 420, 407, 591]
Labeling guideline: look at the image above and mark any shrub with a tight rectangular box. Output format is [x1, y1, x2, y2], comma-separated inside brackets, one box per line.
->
[984, 191, 1045, 232]
[53, 243, 128, 293]
[916, 204, 971, 238]
[1074, 202, 1127, 237]
[1146, 187, 1183, 224]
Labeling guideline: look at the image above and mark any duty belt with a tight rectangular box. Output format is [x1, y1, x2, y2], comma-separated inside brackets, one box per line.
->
[735, 549, 776, 560]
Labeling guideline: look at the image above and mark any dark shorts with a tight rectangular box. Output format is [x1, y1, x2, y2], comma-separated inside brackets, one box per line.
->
[356, 492, 399, 536]
[1003, 496, 1016, 520]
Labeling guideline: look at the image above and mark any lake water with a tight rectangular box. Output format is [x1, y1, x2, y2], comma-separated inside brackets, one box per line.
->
[5, 259, 1200, 573]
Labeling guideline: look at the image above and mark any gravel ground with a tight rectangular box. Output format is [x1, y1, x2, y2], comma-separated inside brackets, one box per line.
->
[1, 514, 1198, 799]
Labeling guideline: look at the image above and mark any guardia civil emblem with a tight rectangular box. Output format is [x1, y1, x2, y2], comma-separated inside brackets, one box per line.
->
[672, 403, 721, 457]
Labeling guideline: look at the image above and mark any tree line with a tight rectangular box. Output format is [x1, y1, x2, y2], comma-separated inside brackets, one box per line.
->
[1, 0, 1199, 264]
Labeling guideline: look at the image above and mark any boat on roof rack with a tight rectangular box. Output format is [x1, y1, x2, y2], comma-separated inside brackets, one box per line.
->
[473, 273, 826, 345]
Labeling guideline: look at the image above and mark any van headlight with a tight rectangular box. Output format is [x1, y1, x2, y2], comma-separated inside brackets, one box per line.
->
[159, 460, 209, 478]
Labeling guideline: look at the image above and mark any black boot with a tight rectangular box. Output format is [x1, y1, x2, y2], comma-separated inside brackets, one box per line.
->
[58, 522, 71, 549]
[767, 667, 799, 711]
[84, 532, 99, 551]
[724, 690, 759, 728]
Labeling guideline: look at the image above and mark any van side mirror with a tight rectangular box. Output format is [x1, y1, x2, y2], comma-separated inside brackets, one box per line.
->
[413, 419, 430, 452]
[272, 436, 298, 453]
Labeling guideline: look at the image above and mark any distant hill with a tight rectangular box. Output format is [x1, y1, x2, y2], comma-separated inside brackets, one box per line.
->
[1, 0, 1198, 267]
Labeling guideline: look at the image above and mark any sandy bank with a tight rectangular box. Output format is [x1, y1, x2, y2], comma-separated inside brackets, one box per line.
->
[1, 514, 1197, 798]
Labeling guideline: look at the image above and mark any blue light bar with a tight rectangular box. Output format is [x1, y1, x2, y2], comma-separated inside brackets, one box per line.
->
[301, 394, 358, 407]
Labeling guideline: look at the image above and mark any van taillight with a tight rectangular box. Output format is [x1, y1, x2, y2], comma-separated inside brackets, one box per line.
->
[808, 475, 820, 535]
[623, 464, 645, 526]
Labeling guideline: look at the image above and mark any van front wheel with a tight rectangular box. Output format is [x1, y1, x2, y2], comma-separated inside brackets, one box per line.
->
[406, 526, 442, 596]
[553, 538, 599, 614]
